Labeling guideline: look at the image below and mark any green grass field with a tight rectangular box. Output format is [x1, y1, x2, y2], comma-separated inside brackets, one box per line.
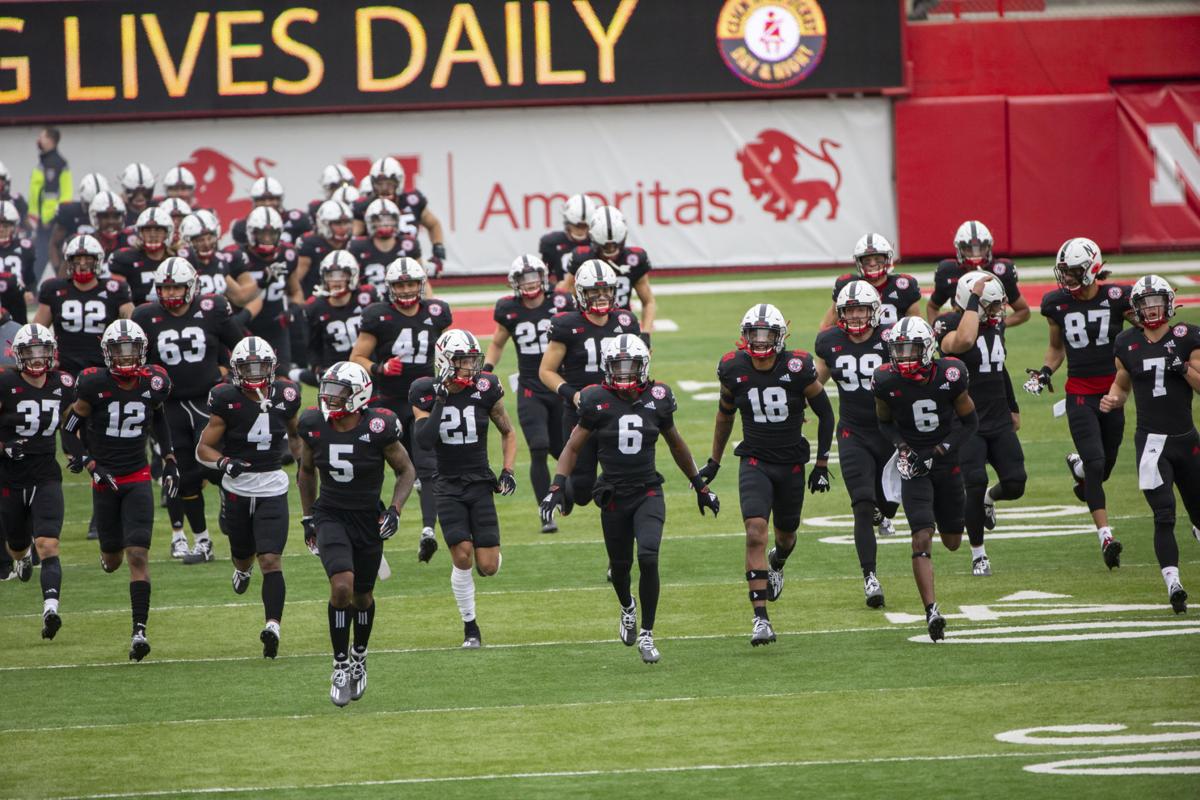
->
[2, 262, 1199, 799]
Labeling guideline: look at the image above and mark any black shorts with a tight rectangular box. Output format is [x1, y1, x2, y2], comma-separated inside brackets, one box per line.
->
[738, 456, 805, 533]
[900, 460, 964, 535]
[435, 477, 500, 548]
[219, 490, 289, 559]
[516, 382, 565, 455]
[1136, 428, 1200, 524]
[94, 479, 155, 553]
[164, 398, 216, 490]
[837, 424, 894, 506]
[960, 426, 1026, 489]
[0, 482, 65, 549]
[600, 489, 666, 562]
[288, 305, 307, 369]
[314, 504, 383, 594]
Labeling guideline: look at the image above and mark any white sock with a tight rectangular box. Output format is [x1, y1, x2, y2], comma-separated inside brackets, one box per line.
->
[1162, 566, 1181, 589]
[265, 619, 280, 634]
[44, 598, 59, 615]
[1097, 526, 1113, 545]
[171, 527, 186, 542]
[971, 545, 987, 560]
[451, 566, 476, 622]
[195, 529, 211, 544]
[983, 486, 995, 504]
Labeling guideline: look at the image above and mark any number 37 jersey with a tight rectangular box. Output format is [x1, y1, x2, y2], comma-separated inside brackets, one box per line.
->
[717, 349, 817, 464]
[0, 368, 76, 484]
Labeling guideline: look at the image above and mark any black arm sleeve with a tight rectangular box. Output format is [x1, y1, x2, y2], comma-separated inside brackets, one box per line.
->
[62, 409, 89, 462]
[151, 404, 174, 456]
[807, 389, 835, 460]
[1002, 368, 1020, 414]
[878, 418, 907, 450]
[217, 313, 244, 351]
[414, 403, 442, 450]
[942, 409, 979, 454]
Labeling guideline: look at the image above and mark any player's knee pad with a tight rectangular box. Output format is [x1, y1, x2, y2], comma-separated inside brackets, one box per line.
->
[773, 513, 800, 535]
[997, 478, 1026, 501]
[1152, 505, 1176, 528]
[962, 466, 988, 490]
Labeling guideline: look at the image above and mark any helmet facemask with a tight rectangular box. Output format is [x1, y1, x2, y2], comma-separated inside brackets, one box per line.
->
[126, 187, 153, 212]
[234, 355, 276, 390]
[0, 220, 13, 247]
[1134, 292, 1170, 329]
[598, 240, 622, 260]
[372, 176, 398, 199]
[370, 213, 398, 240]
[16, 340, 55, 377]
[323, 268, 353, 297]
[741, 323, 782, 358]
[69, 253, 98, 283]
[981, 298, 1007, 327]
[889, 339, 930, 379]
[389, 278, 422, 308]
[254, 195, 282, 211]
[566, 221, 589, 243]
[957, 239, 991, 268]
[327, 218, 352, 246]
[1054, 263, 1087, 296]
[140, 224, 168, 257]
[165, 185, 194, 204]
[318, 378, 354, 421]
[97, 210, 124, 238]
[837, 303, 876, 335]
[857, 253, 891, 283]
[448, 353, 484, 387]
[106, 339, 146, 378]
[603, 354, 646, 392]
[252, 226, 280, 258]
[515, 270, 544, 299]
[190, 231, 217, 259]
[582, 285, 615, 315]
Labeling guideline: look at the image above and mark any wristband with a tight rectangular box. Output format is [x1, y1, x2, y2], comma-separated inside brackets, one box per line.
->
[550, 473, 567, 489]
[1040, 366, 1053, 379]
[965, 295, 980, 312]
[557, 383, 576, 403]
[690, 475, 707, 492]
[483, 362, 494, 373]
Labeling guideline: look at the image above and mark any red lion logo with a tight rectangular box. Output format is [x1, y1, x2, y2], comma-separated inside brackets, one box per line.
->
[177, 148, 277, 227]
[737, 130, 842, 221]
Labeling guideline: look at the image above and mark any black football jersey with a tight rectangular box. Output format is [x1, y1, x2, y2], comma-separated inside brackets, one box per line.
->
[831, 273, 921, 328]
[108, 246, 168, 305]
[930, 259, 1022, 309]
[717, 349, 817, 463]
[0, 368, 75, 484]
[295, 233, 340, 297]
[298, 405, 402, 508]
[1115, 323, 1200, 436]
[814, 325, 888, 429]
[226, 245, 297, 336]
[231, 208, 311, 247]
[132, 294, 243, 400]
[493, 292, 574, 383]
[348, 235, 419, 293]
[359, 298, 453, 400]
[179, 248, 233, 297]
[0, 240, 32, 321]
[872, 358, 969, 453]
[568, 244, 651, 310]
[934, 312, 1011, 433]
[305, 287, 381, 372]
[352, 190, 428, 242]
[409, 372, 503, 477]
[37, 278, 133, 373]
[578, 381, 677, 487]
[77, 364, 172, 473]
[51, 200, 89, 238]
[549, 309, 641, 392]
[538, 230, 581, 281]
[207, 378, 302, 471]
[1040, 284, 1132, 378]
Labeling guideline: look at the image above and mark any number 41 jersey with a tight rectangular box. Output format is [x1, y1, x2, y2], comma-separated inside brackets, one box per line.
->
[359, 298, 453, 401]
[717, 349, 817, 464]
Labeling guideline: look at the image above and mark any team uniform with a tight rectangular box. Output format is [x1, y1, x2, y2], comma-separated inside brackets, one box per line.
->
[348, 236, 418, 294]
[538, 230, 581, 282]
[568, 245, 650, 310]
[108, 247, 167, 305]
[831, 273, 920, 328]
[306, 286, 381, 376]
[294, 232, 341, 298]
[37, 278, 132, 374]
[178, 247, 232, 297]
[50, 200, 90, 241]
[929, 258, 1022, 312]
[226, 245, 297, 369]
[352, 191, 426, 257]
[0, 238, 32, 322]
[231, 209, 310, 247]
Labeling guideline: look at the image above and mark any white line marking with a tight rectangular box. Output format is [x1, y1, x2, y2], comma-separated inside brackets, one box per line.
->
[1023, 749, 1200, 776]
[908, 620, 1200, 644]
[996, 722, 1200, 747]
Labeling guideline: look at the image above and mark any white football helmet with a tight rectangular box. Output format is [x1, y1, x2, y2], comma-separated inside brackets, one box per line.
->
[887, 317, 937, 378]
[88, 190, 127, 235]
[136, 206, 173, 256]
[601, 333, 650, 391]
[357, 175, 373, 194]
[12, 323, 57, 377]
[365, 198, 401, 239]
[245, 206, 284, 257]
[508, 254, 548, 298]
[955, 272, 1006, 326]
[318, 361, 372, 421]
[179, 210, 221, 258]
[101, 319, 149, 378]
[853, 233, 895, 282]
[153, 257, 198, 309]
[0, 160, 7, 189]
[230, 336, 278, 391]
[836, 280, 882, 335]
[77, 172, 110, 206]
[159, 197, 192, 224]
[315, 200, 353, 245]
[320, 163, 354, 194]
[319, 250, 360, 297]
[63, 234, 104, 281]
[435, 329, 484, 387]
[250, 176, 285, 205]
[1054, 237, 1104, 295]
[1130, 274, 1176, 329]
[369, 157, 404, 197]
[331, 184, 360, 209]
[573, 259, 618, 315]
[119, 162, 155, 193]
[740, 303, 789, 358]
[588, 205, 627, 260]
[954, 220, 993, 267]
[562, 194, 597, 240]
[163, 166, 196, 193]
[0, 200, 17, 245]
[385, 257, 426, 306]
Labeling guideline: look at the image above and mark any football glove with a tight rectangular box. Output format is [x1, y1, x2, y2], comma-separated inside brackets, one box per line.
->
[896, 447, 931, 481]
[1023, 366, 1054, 395]
[540, 482, 566, 526]
[218, 456, 251, 478]
[256, 262, 286, 288]
[807, 464, 832, 494]
[89, 463, 119, 492]
[378, 357, 404, 377]
[161, 458, 180, 499]
[496, 468, 517, 496]
[1, 438, 26, 461]
[695, 458, 720, 485]
[1168, 355, 1190, 376]
[302, 516, 319, 555]
[417, 529, 438, 563]
[691, 475, 720, 517]
[429, 243, 446, 277]
[378, 505, 400, 540]
[67, 454, 88, 474]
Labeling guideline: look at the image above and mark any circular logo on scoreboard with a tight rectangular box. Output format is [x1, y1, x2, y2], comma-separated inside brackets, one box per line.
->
[716, 0, 827, 89]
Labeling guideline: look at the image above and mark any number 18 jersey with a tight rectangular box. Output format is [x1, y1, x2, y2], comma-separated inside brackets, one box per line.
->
[717, 349, 817, 464]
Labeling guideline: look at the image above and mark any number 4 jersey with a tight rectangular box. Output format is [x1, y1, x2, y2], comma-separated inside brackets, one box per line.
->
[207, 378, 303, 473]
[0, 368, 76, 485]
[37, 278, 133, 374]
[77, 365, 172, 474]
[717, 349, 818, 464]
[1041, 284, 1132, 394]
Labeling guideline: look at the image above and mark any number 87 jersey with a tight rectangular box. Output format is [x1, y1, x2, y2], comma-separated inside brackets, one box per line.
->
[1041, 283, 1131, 392]
[717, 348, 819, 464]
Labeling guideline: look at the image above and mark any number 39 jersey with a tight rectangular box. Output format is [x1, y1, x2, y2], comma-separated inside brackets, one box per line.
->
[493, 292, 574, 384]
[36, 278, 133, 373]
[871, 358, 969, 453]
[814, 326, 887, 430]
[207, 378, 303, 471]
[298, 405, 402, 509]
[549, 309, 641, 393]
[578, 381, 677, 488]
[934, 312, 1010, 434]
[0, 368, 75, 485]
[305, 286, 381, 373]
[132, 294, 244, 401]
[1115, 323, 1200, 436]
[77, 365, 172, 474]
[409, 372, 503, 478]
[360, 298, 453, 401]
[1040, 284, 1131, 382]
[717, 349, 817, 464]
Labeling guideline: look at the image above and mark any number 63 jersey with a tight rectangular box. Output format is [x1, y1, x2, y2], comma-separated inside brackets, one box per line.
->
[77, 365, 172, 474]
[578, 381, 677, 487]
[717, 349, 818, 464]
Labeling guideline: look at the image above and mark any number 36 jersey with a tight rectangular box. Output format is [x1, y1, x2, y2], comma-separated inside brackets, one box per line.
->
[77, 365, 172, 475]
[298, 405, 402, 509]
[0, 368, 76, 485]
[409, 372, 503, 478]
[1041, 284, 1131, 385]
[578, 381, 677, 488]
[814, 326, 888, 431]
[717, 349, 817, 464]
[37, 278, 133, 374]
[207, 379, 303, 472]
[359, 298, 453, 401]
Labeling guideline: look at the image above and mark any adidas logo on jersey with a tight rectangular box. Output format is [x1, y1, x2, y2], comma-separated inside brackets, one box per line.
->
[939, 382, 950, 390]
[141, 391, 151, 398]
[613, 326, 624, 333]
[644, 401, 656, 409]
[1100, 299, 1110, 307]
[874, 342, 883, 350]
[779, 374, 791, 382]
[423, 319, 433, 325]
[888, 291, 898, 299]
[471, 391, 482, 399]
[98, 291, 108, 299]
[194, 310, 204, 318]
[359, 434, 371, 442]
[52, 387, 62, 396]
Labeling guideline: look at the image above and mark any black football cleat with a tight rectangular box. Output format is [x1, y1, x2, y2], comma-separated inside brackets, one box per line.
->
[1169, 583, 1188, 614]
[1102, 538, 1123, 570]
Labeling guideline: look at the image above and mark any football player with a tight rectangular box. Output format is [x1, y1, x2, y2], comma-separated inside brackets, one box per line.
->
[0, 200, 31, 322]
[307, 163, 355, 220]
[820, 234, 920, 330]
[226, 206, 298, 372]
[873, 317, 978, 642]
[109, 206, 174, 305]
[411, 330, 518, 648]
[161, 166, 198, 207]
[352, 258, 451, 546]
[118, 162, 156, 221]
[1026, 238, 1131, 567]
[814, 281, 898, 608]
[351, 157, 446, 274]
[0, 160, 30, 229]
[699, 304, 834, 642]
[539, 260, 641, 514]
[85, 190, 132, 259]
[177, 210, 232, 297]
[542, 335, 719, 664]
[230, 177, 311, 246]
[197, 337, 303, 657]
[934, 273, 1026, 576]
[133, 258, 246, 562]
[298, 361, 416, 706]
[538, 194, 596, 283]
[303, 251, 380, 387]
[289, 199, 354, 302]
[48, 172, 108, 274]
[562, 206, 656, 337]
[484, 255, 574, 532]
[1101, 276, 1200, 613]
[349, 198, 419, 294]
[0, 324, 75, 638]
[158, 197, 193, 254]
[63, 320, 179, 660]
[925, 220, 1030, 326]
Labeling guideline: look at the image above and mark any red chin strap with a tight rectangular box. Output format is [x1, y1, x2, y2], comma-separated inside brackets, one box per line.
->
[142, 241, 165, 256]
[374, 227, 396, 239]
[605, 378, 643, 393]
[395, 295, 419, 308]
[254, 243, 277, 258]
[22, 363, 50, 378]
[897, 361, 932, 380]
[588, 300, 612, 315]
[0, 234, 12, 247]
[73, 268, 96, 283]
[961, 257, 988, 269]
[838, 318, 870, 335]
[1142, 314, 1167, 329]
[520, 286, 543, 299]
[327, 407, 349, 420]
[451, 374, 475, 388]
[861, 266, 888, 283]
[111, 364, 142, 379]
[161, 295, 187, 309]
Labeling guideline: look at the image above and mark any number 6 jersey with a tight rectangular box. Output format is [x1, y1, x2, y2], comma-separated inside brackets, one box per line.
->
[717, 348, 818, 464]
[578, 381, 677, 488]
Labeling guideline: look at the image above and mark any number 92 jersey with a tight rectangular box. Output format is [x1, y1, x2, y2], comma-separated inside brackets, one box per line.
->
[1040, 284, 1131, 379]
[578, 381, 676, 488]
[0, 368, 75, 484]
[814, 326, 887, 430]
[77, 364, 172, 474]
[871, 358, 969, 453]
[493, 292, 574, 385]
[207, 379, 303, 472]
[36, 277, 133, 373]
[359, 298, 453, 399]
[298, 405, 402, 509]
[1114, 322, 1200, 436]
[717, 349, 818, 464]
[409, 372, 503, 478]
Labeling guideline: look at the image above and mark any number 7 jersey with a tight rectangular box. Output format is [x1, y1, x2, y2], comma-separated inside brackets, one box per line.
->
[717, 348, 818, 464]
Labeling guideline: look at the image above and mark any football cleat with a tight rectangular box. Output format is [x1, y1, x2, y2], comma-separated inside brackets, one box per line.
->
[129, 630, 151, 661]
[541, 520, 558, 534]
[0, 561, 14, 581]
[864, 573, 885, 609]
[606, 567, 613, 584]
[261, 624, 279, 659]
[766, 547, 785, 601]
[462, 621, 482, 649]
[972, 556, 992, 577]
[877, 516, 897, 537]
[41, 609, 62, 640]
[926, 603, 946, 642]
[15, 553, 33, 582]
[637, 630, 660, 663]
[86, 526, 99, 540]
[1169, 582, 1188, 614]
[330, 662, 353, 707]
[1192, 525, 1199, 545]
[750, 616, 776, 647]
[349, 652, 367, 701]
[232, 567, 253, 595]
[619, 600, 637, 646]
[1102, 537, 1123, 570]
[982, 490, 997, 530]
[182, 539, 214, 564]
[170, 537, 190, 559]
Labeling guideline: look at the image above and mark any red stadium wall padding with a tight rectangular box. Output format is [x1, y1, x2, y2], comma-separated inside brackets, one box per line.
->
[1007, 94, 1120, 255]
[895, 96, 1009, 259]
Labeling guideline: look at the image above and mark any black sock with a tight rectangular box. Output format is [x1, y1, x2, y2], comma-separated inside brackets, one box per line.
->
[419, 480, 437, 529]
[40, 556, 62, 603]
[773, 537, 796, 565]
[638, 556, 660, 631]
[609, 561, 633, 608]
[964, 485, 986, 547]
[1153, 520, 1180, 570]
[353, 601, 376, 652]
[529, 448, 550, 503]
[262, 570, 285, 623]
[328, 603, 350, 662]
[130, 580, 151, 627]
[183, 494, 207, 535]
[753, 606, 769, 620]
[852, 500, 877, 576]
[166, 496, 185, 531]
